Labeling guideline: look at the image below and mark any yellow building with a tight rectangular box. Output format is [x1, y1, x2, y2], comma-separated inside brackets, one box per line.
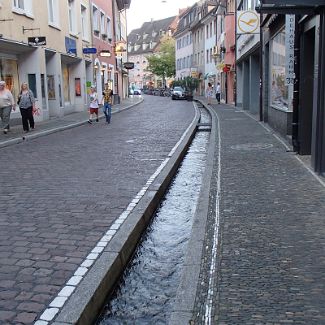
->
[0, 0, 93, 121]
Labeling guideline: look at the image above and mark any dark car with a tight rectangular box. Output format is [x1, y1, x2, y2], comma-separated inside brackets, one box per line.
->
[171, 86, 186, 100]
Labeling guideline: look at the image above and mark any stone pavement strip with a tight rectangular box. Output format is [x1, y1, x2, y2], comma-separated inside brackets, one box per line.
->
[0, 95, 197, 324]
[187, 101, 325, 324]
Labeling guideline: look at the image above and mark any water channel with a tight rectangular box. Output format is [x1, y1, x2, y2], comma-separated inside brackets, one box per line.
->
[97, 109, 210, 325]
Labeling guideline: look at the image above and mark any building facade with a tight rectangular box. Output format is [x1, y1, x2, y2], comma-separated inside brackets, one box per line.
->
[259, 1, 325, 174]
[236, 0, 260, 114]
[128, 16, 177, 89]
[174, 6, 195, 80]
[0, 0, 130, 122]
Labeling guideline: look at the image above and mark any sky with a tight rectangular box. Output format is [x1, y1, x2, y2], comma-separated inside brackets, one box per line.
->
[126, 0, 198, 34]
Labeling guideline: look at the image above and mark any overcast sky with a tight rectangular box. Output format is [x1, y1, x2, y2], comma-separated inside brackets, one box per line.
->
[126, 0, 198, 34]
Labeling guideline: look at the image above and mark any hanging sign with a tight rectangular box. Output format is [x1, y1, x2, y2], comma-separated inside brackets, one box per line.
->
[285, 15, 295, 85]
[123, 62, 135, 69]
[237, 11, 260, 35]
[28, 37, 46, 46]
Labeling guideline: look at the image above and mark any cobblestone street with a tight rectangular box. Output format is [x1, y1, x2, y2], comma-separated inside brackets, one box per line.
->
[0, 96, 195, 324]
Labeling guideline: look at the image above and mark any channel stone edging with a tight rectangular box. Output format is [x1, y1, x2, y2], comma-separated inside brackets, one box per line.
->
[0, 98, 143, 149]
[168, 101, 217, 325]
[40, 103, 200, 325]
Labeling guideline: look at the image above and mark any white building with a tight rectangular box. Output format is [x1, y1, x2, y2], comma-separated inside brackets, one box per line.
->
[174, 7, 195, 80]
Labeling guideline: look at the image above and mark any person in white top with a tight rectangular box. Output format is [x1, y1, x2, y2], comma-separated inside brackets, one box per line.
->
[88, 85, 99, 124]
[206, 82, 213, 105]
[216, 82, 221, 104]
[0, 80, 15, 134]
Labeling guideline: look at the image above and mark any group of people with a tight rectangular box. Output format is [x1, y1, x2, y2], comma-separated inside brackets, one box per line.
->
[0, 80, 36, 134]
[206, 82, 221, 105]
[0, 80, 114, 135]
[88, 83, 113, 125]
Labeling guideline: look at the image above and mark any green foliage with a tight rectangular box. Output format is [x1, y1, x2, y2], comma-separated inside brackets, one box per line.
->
[171, 77, 199, 93]
[146, 36, 176, 82]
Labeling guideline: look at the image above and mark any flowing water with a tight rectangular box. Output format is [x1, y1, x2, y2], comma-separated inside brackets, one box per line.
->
[97, 110, 210, 325]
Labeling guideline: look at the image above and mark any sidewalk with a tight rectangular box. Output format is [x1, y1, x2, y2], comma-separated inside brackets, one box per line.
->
[0, 96, 143, 148]
[170, 98, 325, 324]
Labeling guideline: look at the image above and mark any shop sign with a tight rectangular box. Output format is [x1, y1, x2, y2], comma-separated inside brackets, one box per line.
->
[237, 11, 260, 35]
[190, 68, 198, 78]
[28, 37, 46, 46]
[83, 47, 97, 54]
[123, 62, 135, 69]
[115, 41, 127, 53]
[285, 15, 295, 85]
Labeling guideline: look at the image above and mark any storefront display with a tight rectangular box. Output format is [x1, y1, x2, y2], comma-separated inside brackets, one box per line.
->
[270, 29, 293, 111]
[0, 57, 19, 101]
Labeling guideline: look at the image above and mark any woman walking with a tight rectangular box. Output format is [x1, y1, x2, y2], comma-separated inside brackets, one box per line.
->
[88, 85, 99, 124]
[17, 82, 36, 133]
[206, 82, 213, 105]
[0, 80, 15, 134]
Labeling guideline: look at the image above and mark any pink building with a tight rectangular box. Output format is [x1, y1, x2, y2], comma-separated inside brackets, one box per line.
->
[224, 12, 236, 105]
[91, 0, 116, 100]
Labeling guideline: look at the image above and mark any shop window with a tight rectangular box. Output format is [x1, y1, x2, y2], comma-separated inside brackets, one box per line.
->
[47, 75, 55, 99]
[0, 58, 19, 101]
[28, 74, 37, 98]
[270, 29, 293, 111]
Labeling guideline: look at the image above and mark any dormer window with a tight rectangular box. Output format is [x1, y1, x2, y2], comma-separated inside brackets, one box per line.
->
[143, 33, 148, 40]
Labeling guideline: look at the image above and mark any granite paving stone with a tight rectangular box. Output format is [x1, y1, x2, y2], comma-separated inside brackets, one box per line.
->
[0, 96, 194, 323]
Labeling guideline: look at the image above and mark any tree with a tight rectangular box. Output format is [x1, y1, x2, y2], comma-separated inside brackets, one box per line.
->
[146, 36, 175, 87]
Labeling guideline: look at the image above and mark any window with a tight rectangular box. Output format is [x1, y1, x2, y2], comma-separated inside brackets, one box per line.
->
[13, 0, 24, 9]
[92, 5, 99, 33]
[206, 25, 209, 38]
[106, 17, 111, 40]
[81, 4, 88, 39]
[100, 11, 105, 35]
[206, 49, 209, 63]
[13, 0, 33, 16]
[210, 22, 212, 38]
[48, 0, 59, 26]
[270, 29, 292, 111]
[68, 0, 77, 34]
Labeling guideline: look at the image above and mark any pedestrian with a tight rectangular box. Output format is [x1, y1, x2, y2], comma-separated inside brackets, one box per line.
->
[88, 85, 99, 124]
[216, 82, 221, 104]
[0, 80, 15, 134]
[17, 82, 36, 133]
[102, 83, 113, 124]
[206, 82, 213, 105]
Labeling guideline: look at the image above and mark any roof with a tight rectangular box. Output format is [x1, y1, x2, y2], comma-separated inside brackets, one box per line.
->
[128, 16, 177, 55]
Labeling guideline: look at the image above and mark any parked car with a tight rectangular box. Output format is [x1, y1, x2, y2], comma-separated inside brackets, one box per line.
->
[171, 86, 186, 100]
[129, 88, 142, 95]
